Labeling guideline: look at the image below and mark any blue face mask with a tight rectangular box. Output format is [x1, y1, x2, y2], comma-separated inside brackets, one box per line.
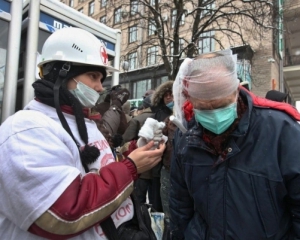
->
[166, 101, 174, 110]
[193, 102, 238, 134]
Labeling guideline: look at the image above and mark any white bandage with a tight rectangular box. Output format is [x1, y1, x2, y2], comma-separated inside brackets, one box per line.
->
[169, 115, 187, 133]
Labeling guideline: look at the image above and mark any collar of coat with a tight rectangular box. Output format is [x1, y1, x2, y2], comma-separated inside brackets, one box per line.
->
[241, 86, 300, 121]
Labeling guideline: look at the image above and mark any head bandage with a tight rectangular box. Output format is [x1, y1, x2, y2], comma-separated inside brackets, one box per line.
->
[173, 49, 239, 125]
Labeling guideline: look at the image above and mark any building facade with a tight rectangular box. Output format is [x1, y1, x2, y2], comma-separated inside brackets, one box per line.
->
[61, 0, 283, 104]
[283, 0, 300, 104]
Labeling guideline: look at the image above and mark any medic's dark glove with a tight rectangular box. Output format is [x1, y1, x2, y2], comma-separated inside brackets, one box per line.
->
[110, 88, 130, 108]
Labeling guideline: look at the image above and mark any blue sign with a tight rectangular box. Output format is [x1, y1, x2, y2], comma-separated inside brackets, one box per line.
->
[0, 0, 10, 14]
[39, 12, 115, 52]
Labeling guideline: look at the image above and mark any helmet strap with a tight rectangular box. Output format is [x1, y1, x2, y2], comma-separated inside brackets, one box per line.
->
[53, 63, 78, 144]
[53, 62, 96, 173]
[53, 63, 82, 149]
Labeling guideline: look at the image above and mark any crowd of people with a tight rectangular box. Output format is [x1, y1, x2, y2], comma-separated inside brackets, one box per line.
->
[1, 27, 300, 240]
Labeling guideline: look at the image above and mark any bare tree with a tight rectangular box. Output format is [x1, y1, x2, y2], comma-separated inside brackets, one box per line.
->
[106, 0, 276, 80]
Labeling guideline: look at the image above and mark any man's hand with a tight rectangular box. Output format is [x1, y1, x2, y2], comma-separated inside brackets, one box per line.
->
[128, 141, 166, 174]
[110, 88, 130, 108]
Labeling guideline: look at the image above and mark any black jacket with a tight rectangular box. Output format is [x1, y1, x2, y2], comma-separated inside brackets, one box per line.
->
[170, 90, 300, 240]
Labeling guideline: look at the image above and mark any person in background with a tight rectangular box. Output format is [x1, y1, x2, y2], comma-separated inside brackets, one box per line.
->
[150, 81, 174, 213]
[160, 111, 178, 240]
[0, 27, 165, 239]
[122, 100, 132, 123]
[121, 94, 156, 205]
[170, 49, 300, 239]
[143, 89, 155, 99]
[122, 94, 154, 145]
[129, 106, 138, 117]
[265, 90, 288, 103]
[93, 85, 130, 136]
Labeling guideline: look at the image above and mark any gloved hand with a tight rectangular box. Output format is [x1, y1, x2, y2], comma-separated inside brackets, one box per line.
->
[110, 88, 130, 108]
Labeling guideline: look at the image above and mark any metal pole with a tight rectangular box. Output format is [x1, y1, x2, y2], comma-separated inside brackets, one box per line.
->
[111, 30, 121, 86]
[1, 0, 23, 123]
[22, 0, 40, 108]
[279, 59, 284, 92]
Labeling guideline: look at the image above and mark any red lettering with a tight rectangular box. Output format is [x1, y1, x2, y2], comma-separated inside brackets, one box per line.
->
[125, 204, 131, 214]
[91, 140, 109, 151]
[118, 207, 126, 218]
[94, 141, 102, 150]
[101, 153, 115, 167]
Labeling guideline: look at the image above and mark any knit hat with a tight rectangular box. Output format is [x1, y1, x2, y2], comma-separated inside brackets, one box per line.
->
[265, 90, 288, 102]
[42, 61, 107, 83]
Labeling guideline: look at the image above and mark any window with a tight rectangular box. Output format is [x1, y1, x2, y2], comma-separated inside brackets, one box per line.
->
[129, 25, 137, 43]
[100, 15, 107, 24]
[78, 8, 83, 13]
[171, 9, 185, 28]
[114, 7, 121, 24]
[157, 76, 168, 86]
[200, 3, 215, 17]
[148, 21, 156, 36]
[101, 0, 107, 7]
[69, 0, 74, 7]
[150, 0, 160, 6]
[237, 59, 252, 90]
[89, 1, 95, 16]
[130, 0, 138, 15]
[128, 52, 137, 70]
[198, 31, 215, 54]
[133, 80, 152, 98]
[147, 46, 157, 66]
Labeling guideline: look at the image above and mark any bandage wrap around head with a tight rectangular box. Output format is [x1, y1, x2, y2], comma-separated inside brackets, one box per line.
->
[173, 49, 239, 125]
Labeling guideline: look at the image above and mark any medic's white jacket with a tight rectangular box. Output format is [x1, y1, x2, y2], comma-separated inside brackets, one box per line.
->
[0, 100, 138, 240]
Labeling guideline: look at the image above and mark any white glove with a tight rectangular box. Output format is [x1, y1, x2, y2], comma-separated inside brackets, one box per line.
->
[137, 118, 168, 149]
[153, 129, 163, 146]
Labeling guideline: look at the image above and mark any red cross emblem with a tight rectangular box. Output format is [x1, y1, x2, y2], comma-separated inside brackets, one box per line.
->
[100, 46, 108, 65]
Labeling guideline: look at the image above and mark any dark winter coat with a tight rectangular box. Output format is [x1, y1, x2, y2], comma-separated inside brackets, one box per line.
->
[151, 81, 174, 123]
[170, 89, 300, 240]
[151, 80, 174, 177]
[162, 118, 177, 171]
[122, 107, 153, 144]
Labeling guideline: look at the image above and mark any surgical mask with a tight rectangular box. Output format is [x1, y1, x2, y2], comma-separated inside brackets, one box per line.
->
[166, 101, 174, 110]
[193, 102, 238, 135]
[69, 78, 99, 108]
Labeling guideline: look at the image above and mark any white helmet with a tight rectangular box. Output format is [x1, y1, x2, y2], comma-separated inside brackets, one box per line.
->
[38, 27, 118, 72]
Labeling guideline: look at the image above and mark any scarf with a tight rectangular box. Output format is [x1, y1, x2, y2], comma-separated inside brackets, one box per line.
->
[202, 96, 248, 163]
[32, 79, 100, 172]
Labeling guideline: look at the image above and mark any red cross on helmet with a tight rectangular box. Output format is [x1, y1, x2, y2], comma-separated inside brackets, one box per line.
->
[37, 27, 118, 72]
[100, 45, 108, 65]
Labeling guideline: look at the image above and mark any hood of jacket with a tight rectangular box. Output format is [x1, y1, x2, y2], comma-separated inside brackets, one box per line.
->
[151, 80, 174, 107]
